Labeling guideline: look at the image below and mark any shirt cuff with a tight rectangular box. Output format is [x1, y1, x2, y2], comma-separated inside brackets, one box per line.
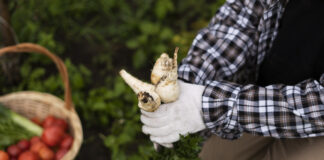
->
[202, 80, 243, 139]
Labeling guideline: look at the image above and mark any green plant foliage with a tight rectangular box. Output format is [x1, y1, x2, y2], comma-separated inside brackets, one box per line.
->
[152, 134, 204, 160]
[1, 0, 226, 159]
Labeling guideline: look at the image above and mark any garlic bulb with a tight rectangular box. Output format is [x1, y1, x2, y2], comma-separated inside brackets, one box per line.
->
[152, 47, 180, 103]
[119, 69, 161, 112]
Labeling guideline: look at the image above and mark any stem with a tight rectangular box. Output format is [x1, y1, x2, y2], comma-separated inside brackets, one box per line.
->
[173, 47, 179, 69]
[10, 111, 43, 136]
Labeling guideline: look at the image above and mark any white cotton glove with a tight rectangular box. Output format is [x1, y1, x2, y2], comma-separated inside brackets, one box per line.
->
[140, 80, 206, 148]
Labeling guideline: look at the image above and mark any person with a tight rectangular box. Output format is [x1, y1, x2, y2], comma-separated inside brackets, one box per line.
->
[140, 0, 324, 159]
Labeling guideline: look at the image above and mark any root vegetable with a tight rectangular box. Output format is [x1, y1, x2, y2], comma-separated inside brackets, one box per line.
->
[151, 48, 178, 85]
[153, 47, 180, 103]
[119, 70, 161, 112]
[119, 47, 180, 112]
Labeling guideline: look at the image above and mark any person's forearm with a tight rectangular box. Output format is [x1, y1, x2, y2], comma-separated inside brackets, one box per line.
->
[203, 74, 324, 139]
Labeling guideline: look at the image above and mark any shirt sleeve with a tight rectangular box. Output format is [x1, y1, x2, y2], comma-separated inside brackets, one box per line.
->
[177, 0, 265, 139]
[178, 0, 324, 140]
[203, 75, 324, 139]
[178, 0, 264, 84]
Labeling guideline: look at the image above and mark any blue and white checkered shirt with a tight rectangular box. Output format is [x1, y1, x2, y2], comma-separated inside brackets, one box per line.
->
[178, 0, 324, 139]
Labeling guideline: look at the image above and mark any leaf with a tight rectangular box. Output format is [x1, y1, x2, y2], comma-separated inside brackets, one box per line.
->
[155, 0, 174, 19]
[20, 64, 31, 78]
[126, 39, 140, 49]
[79, 65, 91, 77]
[152, 43, 167, 54]
[151, 134, 203, 160]
[37, 32, 56, 50]
[132, 50, 147, 69]
[104, 135, 117, 148]
[113, 78, 126, 97]
[43, 75, 62, 92]
[160, 28, 173, 40]
[30, 68, 45, 79]
[139, 22, 159, 35]
[92, 101, 106, 111]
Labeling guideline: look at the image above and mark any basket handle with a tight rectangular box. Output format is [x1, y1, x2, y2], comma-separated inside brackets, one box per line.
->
[0, 43, 73, 110]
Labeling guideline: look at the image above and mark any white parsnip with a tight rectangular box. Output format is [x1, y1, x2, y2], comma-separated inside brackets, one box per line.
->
[119, 69, 161, 112]
[119, 47, 180, 112]
[150, 53, 173, 85]
[153, 47, 180, 103]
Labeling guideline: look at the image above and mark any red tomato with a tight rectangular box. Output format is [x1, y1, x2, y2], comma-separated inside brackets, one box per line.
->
[6, 145, 21, 158]
[38, 146, 54, 160]
[17, 140, 30, 151]
[30, 117, 42, 126]
[62, 133, 69, 139]
[41, 126, 64, 147]
[30, 142, 46, 154]
[42, 116, 57, 128]
[18, 151, 39, 160]
[54, 119, 68, 131]
[10, 158, 17, 160]
[60, 135, 73, 149]
[55, 148, 68, 160]
[0, 150, 9, 160]
[30, 137, 41, 146]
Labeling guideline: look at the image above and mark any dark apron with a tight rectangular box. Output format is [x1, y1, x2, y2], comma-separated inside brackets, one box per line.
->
[257, 0, 324, 86]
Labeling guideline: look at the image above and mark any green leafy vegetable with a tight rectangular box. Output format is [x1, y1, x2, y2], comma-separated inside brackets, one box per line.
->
[152, 134, 204, 160]
[0, 103, 43, 149]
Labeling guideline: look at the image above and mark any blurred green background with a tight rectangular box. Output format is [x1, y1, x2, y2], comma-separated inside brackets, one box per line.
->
[0, 0, 225, 159]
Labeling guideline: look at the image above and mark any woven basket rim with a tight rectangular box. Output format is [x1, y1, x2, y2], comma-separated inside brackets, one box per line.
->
[0, 90, 63, 101]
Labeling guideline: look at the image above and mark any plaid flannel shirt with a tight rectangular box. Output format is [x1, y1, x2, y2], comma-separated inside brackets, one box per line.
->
[178, 0, 324, 139]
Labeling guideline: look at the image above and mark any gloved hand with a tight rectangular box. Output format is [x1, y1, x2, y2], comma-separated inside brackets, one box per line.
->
[140, 80, 206, 148]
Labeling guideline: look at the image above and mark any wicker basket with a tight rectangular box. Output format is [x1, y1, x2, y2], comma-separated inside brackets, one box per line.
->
[0, 43, 83, 160]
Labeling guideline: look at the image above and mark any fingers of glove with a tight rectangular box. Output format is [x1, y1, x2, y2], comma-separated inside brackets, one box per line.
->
[153, 142, 173, 151]
[153, 143, 159, 151]
[142, 125, 173, 137]
[140, 104, 169, 118]
[140, 115, 170, 128]
[160, 143, 173, 148]
[150, 134, 180, 144]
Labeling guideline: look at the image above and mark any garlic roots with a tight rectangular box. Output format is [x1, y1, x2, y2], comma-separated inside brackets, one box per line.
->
[119, 47, 180, 112]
